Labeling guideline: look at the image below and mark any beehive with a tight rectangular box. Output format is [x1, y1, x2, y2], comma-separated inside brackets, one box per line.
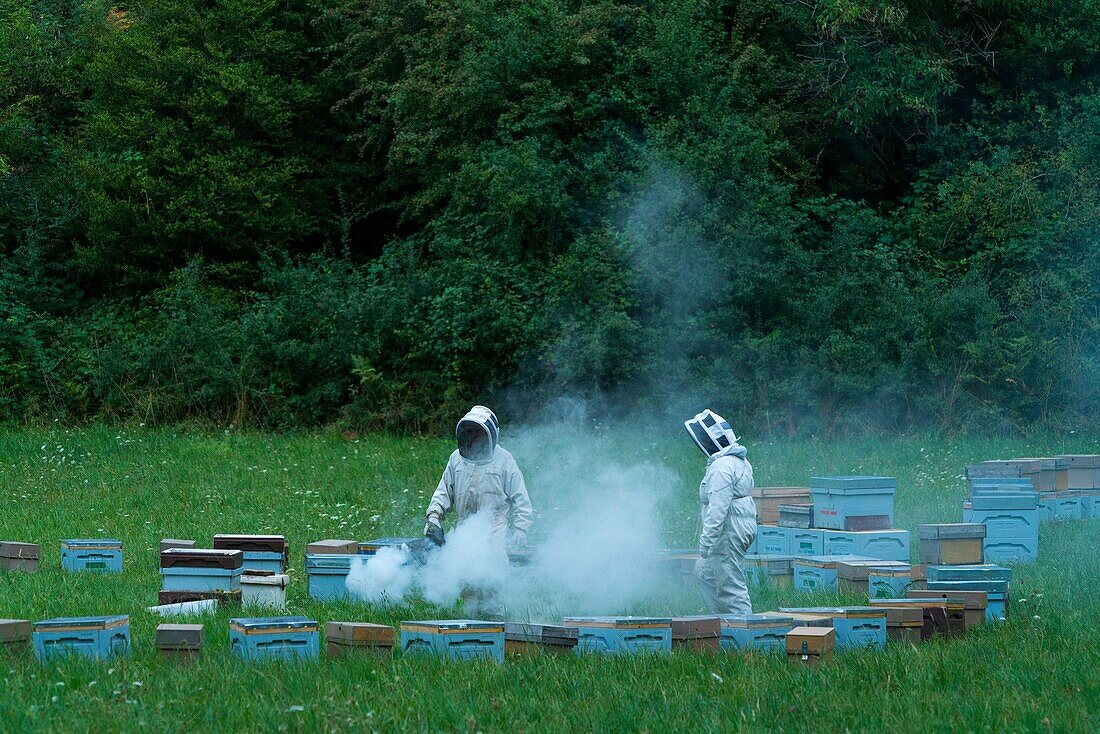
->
[810, 476, 895, 531]
[326, 622, 395, 658]
[229, 617, 319, 661]
[33, 616, 130, 661]
[503, 623, 578, 656]
[401, 620, 504, 661]
[562, 617, 672, 656]
[0, 542, 40, 572]
[917, 524, 986, 565]
[779, 607, 887, 650]
[752, 487, 811, 525]
[671, 616, 720, 652]
[786, 626, 834, 666]
[719, 614, 793, 653]
[60, 539, 123, 573]
[822, 529, 910, 561]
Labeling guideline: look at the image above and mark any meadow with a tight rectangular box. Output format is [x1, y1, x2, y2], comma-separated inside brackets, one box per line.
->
[0, 425, 1097, 733]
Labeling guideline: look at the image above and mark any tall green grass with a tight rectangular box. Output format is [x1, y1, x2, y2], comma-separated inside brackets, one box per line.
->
[0, 426, 1097, 732]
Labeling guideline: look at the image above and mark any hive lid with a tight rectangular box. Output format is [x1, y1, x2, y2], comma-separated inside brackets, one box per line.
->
[785, 626, 835, 654]
[1058, 454, 1100, 468]
[0, 542, 40, 559]
[213, 534, 288, 557]
[836, 560, 909, 581]
[504, 623, 578, 643]
[810, 476, 897, 491]
[780, 606, 885, 619]
[970, 492, 1038, 510]
[401, 619, 504, 632]
[561, 616, 672, 628]
[160, 548, 244, 569]
[719, 614, 794, 628]
[61, 539, 122, 549]
[671, 616, 720, 637]
[240, 573, 289, 588]
[326, 622, 396, 644]
[230, 616, 316, 632]
[918, 523, 986, 540]
[0, 620, 31, 642]
[155, 623, 204, 648]
[882, 607, 923, 625]
[34, 615, 129, 630]
[305, 539, 358, 554]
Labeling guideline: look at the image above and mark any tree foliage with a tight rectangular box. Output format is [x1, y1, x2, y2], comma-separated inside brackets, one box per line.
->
[1, 0, 1097, 433]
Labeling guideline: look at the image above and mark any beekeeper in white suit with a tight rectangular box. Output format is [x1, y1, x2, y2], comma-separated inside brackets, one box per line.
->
[424, 405, 533, 548]
[685, 409, 757, 614]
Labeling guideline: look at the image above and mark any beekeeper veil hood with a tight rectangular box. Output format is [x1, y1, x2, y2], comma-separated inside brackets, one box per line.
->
[684, 409, 740, 458]
[456, 405, 499, 462]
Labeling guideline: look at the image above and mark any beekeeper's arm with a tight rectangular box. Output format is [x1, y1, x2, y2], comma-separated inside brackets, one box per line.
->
[504, 455, 533, 545]
[426, 456, 456, 528]
[698, 460, 749, 556]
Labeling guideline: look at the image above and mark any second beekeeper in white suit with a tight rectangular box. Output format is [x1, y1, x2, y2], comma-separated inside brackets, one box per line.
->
[685, 409, 757, 614]
[424, 405, 533, 547]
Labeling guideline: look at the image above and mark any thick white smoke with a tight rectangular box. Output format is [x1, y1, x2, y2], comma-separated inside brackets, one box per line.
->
[344, 410, 695, 618]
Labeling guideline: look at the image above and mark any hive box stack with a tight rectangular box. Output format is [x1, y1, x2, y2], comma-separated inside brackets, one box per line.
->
[907, 589, 988, 630]
[786, 627, 834, 666]
[326, 622, 395, 658]
[744, 555, 794, 587]
[918, 524, 986, 565]
[926, 564, 1011, 621]
[968, 489, 1039, 563]
[793, 555, 874, 591]
[754, 487, 811, 525]
[719, 614, 793, 653]
[562, 617, 672, 656]
[750, 488, 811, 561]
[835, 560, 910, 594]
[401, 620, 504, 661]
[240, 571, 289, 610]
[1060, 455, 1100, 518]
[503, 623, 578, 656]
[32, 616, 130, 661]
[60, 539, 123, 573]
[0, 620, 31, 655]
[779, 607, 887, 650]
[230, 617, 319, 661]
[214, 535, 288, 573]
[159, 548, 244, 608]
[156, 623, 203, 660]
[0, 542, 40, 572]
[671, 616, 720, 652]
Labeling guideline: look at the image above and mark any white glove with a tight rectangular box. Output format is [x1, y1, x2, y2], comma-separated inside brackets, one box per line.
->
[512, 530, 528, 549]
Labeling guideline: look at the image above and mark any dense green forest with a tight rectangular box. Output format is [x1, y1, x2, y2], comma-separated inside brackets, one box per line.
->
[1, 0, 1097, 433]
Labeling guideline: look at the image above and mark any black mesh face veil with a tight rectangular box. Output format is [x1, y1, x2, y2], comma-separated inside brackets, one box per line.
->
[688, 420, 720, 456]
[457, 420, 493, 461]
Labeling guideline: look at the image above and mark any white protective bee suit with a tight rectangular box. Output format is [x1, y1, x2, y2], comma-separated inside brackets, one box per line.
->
[425, 406, 533, 546]
[686, 409, 757, 615]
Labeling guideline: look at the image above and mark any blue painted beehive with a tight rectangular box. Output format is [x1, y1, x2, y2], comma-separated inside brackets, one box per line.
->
[788, 529, 824, 556]
[161, 566, 243, 592]
[779, 607, 887, 649]
[793, 555, 873, 591]
[33, 616, 130, 662]
[926, 580, 1009, 621]
[868, 566, 913, 598]
[562, 617, 672, 656]
[60, 539, 123, 573]
[756, 525, 789, 555]
[1052, 495, 1083, 521]
[213, 535, 288, 573]
[822, 529, 909, 561]
[306, 553, 353, 601]
[719, 614, 792, 653]
[229, 617, 319, 661]
[400, 620, 504, 661]
[1077, 492, 1100, 519]
[810, 477, 895, 531]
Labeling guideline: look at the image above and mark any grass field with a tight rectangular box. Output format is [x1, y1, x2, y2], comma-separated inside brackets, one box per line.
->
[0, 424, 1098, 733]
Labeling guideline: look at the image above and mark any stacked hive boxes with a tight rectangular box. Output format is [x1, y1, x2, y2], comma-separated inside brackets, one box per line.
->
[159, 548, 244, 607]
[966, 489, 1039, 563]
[926, 564, 1011, 621]
[306, 539, 359, 601]
[778, 607, 887, 650]
[748, 477, 910, 587]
